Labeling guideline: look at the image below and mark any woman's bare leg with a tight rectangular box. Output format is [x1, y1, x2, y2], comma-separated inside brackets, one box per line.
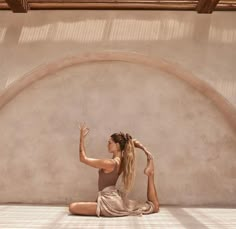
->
[68, 202, 97, 216]
[144, 158, 160, 213]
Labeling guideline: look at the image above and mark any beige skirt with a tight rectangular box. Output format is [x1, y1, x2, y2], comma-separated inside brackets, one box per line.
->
[96, 185, 155, 217]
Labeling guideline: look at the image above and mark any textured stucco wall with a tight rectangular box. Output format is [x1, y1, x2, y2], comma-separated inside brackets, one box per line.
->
[0, 10, 235, 206]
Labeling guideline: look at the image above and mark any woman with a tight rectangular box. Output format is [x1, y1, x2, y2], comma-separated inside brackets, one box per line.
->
[68, 122, 160, 217]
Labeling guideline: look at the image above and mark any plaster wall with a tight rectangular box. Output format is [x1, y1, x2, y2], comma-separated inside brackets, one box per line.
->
[0, 10, 235, 206]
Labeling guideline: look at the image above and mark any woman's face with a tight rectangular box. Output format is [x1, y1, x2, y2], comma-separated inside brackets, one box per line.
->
[108, 137, 120, 153]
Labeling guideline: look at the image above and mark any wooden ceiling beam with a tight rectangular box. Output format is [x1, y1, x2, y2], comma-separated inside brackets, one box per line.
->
[5, 0, 29, 12]
[196, 0, 220, 13]
[28, 2, 197, 10]
[1, 0, 235, 11]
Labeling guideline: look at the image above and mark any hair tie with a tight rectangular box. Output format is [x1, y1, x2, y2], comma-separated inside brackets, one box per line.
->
[119, 131, 131, 143]
[126, 133, 132, 142]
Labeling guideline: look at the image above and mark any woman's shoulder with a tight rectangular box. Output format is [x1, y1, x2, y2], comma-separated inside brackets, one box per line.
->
[98, 157, 120, 174]
[113, 157, 121, 164]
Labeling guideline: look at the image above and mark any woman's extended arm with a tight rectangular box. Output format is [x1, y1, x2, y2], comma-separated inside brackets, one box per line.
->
[79, 122, 117, 171]
[133, 139, 153, 160]
[133, 139, 148, 151]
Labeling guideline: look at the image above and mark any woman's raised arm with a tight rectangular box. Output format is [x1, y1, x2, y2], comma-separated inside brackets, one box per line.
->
[79, 122, 117, 171]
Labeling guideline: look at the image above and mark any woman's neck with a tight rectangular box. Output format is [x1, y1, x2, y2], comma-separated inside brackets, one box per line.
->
[112, 151, 122, 159]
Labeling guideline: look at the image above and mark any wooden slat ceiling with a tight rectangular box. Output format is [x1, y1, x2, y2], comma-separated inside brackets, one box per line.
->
[0, 0, 235, 13]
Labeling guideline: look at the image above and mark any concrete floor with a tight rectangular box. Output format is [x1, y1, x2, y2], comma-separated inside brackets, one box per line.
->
[0, 205, 235, 229]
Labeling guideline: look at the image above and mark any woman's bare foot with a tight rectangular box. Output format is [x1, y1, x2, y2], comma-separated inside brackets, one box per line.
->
[144, 158, 154, 176]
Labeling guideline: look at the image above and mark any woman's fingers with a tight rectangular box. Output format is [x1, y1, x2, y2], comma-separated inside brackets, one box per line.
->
[78, 122, 90, 138]
[78, 122, 90, 136]
[79, 122, 84, 129]
[79, 122, 88, 130]
[83, 129, 89, 137]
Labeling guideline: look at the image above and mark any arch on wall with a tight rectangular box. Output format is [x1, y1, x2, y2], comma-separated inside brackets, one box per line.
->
[0, 51, 235, 131]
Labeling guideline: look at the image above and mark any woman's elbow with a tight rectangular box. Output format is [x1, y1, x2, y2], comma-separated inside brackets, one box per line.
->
[79, 154, 87, 163]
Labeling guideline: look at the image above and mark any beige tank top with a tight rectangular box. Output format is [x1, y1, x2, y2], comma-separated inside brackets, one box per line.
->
[98, 160, 120, 191]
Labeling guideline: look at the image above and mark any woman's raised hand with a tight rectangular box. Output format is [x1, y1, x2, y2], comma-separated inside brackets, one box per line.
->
[79, 122, 90, 138]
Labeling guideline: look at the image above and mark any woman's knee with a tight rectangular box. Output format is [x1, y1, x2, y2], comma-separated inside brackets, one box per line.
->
[68, 203, 77, 214]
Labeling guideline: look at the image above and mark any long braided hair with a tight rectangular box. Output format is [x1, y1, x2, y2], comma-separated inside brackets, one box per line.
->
[110, 132, 136, 193]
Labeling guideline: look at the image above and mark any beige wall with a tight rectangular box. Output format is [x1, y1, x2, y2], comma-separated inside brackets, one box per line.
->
[0, 11, 235, 206]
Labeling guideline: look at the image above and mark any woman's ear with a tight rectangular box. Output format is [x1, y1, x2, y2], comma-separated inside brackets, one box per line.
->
[116, 143, 120, 151]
